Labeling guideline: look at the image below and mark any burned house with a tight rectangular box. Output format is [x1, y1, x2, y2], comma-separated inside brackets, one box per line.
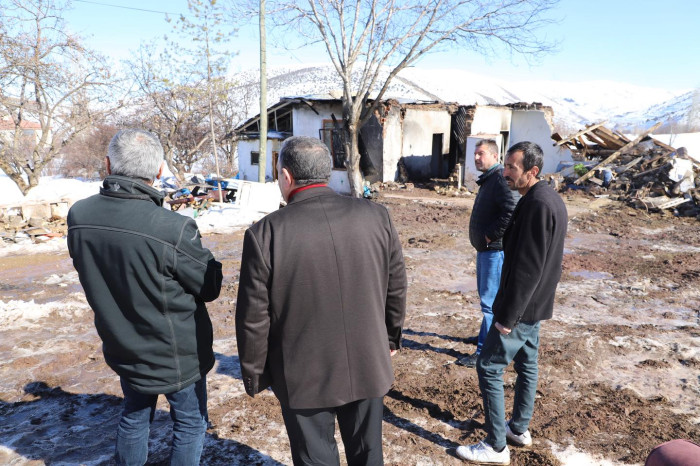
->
[235, 96, 455, 194]
[235, 97, 569, 193]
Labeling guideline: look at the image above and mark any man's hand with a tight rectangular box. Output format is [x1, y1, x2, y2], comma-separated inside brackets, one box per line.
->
[494, 322, 511, 335]
[390, 349, 397, 357]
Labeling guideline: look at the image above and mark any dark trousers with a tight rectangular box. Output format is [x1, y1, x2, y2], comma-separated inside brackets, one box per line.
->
[280, 397, 384, 466]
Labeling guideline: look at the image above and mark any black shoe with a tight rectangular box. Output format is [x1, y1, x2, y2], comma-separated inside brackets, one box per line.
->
[455, 353, 479, 367]
[464, 335, 479, 345]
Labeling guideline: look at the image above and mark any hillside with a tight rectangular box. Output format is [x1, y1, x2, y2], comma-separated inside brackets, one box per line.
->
[232, 64, 694, 132]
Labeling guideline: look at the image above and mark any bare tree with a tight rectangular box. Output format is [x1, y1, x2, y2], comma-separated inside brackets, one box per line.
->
[168, 0, 235, 194]
[269, 0, 558, 196]
[0, 0, 113, 194]
[124, 1, 239, 181]
[214, 78, 257, 174]
[57, 121, 117, 179]
[125, 44, 213, 178]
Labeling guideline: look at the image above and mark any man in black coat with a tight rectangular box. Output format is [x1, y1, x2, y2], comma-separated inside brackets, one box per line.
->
[457, 141, 568, 464]
[68, 129, 222, 465]
[236, 136, 407, 466]
[457, 139, 519, 368]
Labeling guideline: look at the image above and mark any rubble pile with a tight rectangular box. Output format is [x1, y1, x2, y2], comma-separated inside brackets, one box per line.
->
[163, 175, 236, 214]
[432, 184, 471, 197]
[370, 181, 415, 192]
[0, 206, 67, 245]
[553, 122, 700, 218]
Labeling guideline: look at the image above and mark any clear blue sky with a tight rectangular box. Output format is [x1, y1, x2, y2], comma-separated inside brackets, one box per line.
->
[63, 0, 699, 91]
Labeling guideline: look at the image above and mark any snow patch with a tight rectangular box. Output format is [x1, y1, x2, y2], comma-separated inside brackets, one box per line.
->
[0, 296, 90, 328]
[551, 442, 630, 466]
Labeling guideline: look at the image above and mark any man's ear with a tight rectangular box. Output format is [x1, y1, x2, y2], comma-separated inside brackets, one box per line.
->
[282, 167, 294, 188]
[156, 161, 165, 180]
[530, 166, 540, 178]
[105, 156, 111, 175]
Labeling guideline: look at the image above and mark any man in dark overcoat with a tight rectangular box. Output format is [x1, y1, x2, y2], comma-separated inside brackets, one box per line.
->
[457, 141, 568, 464]
[235, 135, 407, 466]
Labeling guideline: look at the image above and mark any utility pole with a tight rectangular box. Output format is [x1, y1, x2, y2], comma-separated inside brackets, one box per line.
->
[258, 0, 267, 183]
[204, 10, 223, 203]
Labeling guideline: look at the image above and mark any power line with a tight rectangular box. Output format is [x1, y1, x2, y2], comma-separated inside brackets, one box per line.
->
[72, 0, 183, 16]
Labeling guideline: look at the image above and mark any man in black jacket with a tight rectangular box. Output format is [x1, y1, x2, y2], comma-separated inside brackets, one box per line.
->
[457, 139, 519, 368]
[457, 141, 567, 464]
[236, 136, 407, 465]
[68, 129, 222, 465]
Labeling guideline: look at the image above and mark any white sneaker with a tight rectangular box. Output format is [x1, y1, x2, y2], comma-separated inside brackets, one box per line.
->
[456, 441, 510, 464]
[505, 421, 532, 447]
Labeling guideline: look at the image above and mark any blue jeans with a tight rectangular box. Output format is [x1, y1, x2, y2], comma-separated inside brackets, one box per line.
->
[475, 250, 504, 354]
[476, 321, 540, 450]
[115, 377, 208, 466]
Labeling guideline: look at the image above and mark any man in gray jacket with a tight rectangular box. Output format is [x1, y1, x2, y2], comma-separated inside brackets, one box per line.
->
[457, 139, 519, 368]
[68, 129, 222, 465]
[236, 136, 407, 465]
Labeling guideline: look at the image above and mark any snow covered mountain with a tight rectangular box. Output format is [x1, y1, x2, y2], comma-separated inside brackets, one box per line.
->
[232, 64, 694, 133]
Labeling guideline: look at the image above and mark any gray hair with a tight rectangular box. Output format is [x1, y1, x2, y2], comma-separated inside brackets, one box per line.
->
[476, 138, 499, 156]
[279, 136, 332, 186]
[107, 129, 164, 180]
[507, 141, 543, 175]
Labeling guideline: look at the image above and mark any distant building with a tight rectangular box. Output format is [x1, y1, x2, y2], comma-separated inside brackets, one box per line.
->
[0, 117, 44, 144]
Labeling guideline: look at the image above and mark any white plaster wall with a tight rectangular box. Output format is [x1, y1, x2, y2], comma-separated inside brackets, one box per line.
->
[329, 171, 351, 194]
[509, 111, 572, 174]
[398, 108, 452, 178]
[237, 139, 258, 181]
[470, 107, 511, 135]
[292, 102, 342, 138]
[382, 108, 404, 182]
[293, 102, 352, 193]
[237, 138, 283, 182]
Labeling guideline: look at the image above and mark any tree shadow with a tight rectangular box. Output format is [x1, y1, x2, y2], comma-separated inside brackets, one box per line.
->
[0, 381, 283, 465]
[403, 328, 469, 344]
[384, 388, 481, 460]
[214, 352, 242, 380]
[401, 337, 464, 358]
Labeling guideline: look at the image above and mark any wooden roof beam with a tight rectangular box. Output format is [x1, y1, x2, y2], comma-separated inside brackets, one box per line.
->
[555, 121, 607, 146]
[573, 122, 662, 185]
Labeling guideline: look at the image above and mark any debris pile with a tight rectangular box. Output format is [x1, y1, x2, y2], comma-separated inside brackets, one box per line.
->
[432, 184, 471, 197]
[163, 175, 238, 215]
[1, 204, 67, 245]
[370, 181, 415, 192]
[552, 122, 700, 217]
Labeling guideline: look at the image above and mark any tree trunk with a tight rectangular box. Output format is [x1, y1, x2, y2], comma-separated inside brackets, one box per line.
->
[345, 123, 364, 198]
[27, 170, 40, 194]
[0, 157, 29, 194]
[11, 172, 30, 195]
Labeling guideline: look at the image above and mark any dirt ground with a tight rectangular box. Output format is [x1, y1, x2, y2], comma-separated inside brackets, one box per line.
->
[0, 187, 698, 465]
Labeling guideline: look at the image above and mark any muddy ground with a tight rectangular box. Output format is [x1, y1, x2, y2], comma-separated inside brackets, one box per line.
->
[0, 188, 698, 465]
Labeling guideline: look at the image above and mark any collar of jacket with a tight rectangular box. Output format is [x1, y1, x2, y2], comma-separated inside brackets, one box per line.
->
[99, 175, 164, 207]
[476, 163, 502, 186]
[522, 179, 546, 198]
[288, 185, 334, 204]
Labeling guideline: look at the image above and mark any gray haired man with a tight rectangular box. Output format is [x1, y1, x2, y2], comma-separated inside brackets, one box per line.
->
[236, 136, 407, 465]
[68, 129, 222, 465]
